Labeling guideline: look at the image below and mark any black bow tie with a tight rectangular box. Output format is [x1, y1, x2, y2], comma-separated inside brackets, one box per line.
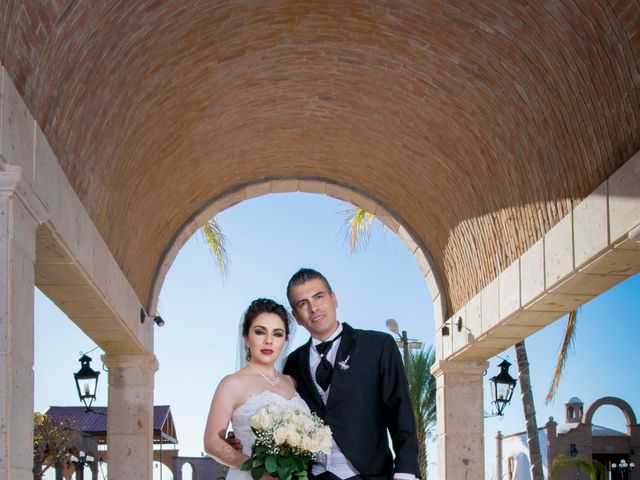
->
[315, 332, 343, 391]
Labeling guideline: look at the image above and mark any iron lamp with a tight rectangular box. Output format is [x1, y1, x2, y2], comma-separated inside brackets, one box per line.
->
[489, 359, 517, 417]
[74, 354, 100, 412]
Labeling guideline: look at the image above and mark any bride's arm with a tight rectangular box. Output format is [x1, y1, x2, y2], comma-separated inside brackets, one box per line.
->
[203, 375, 250, 468]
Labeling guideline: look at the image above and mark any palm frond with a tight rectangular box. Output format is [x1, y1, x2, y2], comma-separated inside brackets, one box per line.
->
[544, 309, 578, 405]
[341, 206, 375, 253]
[550, 454, 607, 480]
[200, 217, 230, 275]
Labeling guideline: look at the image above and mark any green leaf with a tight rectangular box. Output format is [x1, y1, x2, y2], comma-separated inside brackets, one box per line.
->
[296, 470, 308, 480]
[251, 466, 265, 480]
[292, 456, 306, 471]
[241, 459, 253, 471]
[278, 466, 292, 480]
[280, 456, 294, 467]
[265, 455, 278, 473]
[252, 456, 265, 468]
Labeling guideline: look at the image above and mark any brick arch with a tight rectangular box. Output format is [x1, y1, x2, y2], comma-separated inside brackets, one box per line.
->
[583, 396, 638, 435]
[3, 1, 640, 318]
[147, 177, 446, 325]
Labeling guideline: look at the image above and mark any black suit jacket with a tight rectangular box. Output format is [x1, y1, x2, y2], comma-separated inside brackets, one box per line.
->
[284, 323, 420, 480]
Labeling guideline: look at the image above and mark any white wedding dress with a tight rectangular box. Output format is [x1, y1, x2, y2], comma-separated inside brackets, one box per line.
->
[226, 389, 311, 480]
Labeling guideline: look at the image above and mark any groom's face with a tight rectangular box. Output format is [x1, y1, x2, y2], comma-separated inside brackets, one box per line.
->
[290, 278, 339, 341]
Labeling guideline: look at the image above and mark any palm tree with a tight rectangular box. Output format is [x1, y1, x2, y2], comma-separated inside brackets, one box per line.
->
[515, 340, 545, 480]
[408, 347, 437, 480]
[550, 454, 607, 480]
[514, 309, 579, 480]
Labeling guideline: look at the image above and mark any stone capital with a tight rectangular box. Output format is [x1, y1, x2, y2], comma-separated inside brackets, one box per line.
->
[101, 353, 159, 372]
[0, 165, 48, 223]
[430, 359, 488, 378]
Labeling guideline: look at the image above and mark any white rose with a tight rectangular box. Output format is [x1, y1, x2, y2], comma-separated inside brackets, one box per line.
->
[300, 436, 313, 452]
[259, 414, 273, 429]
[251, 408, 267, 429]
[286, 428, 301, 447]
[309, 437, 321, 452]
[274, 426, 288, 445]
[290, 414, 301, 426]
[251, 416, 260, 429]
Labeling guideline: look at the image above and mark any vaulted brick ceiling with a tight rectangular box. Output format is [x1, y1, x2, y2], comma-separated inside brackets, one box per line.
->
[2, 1, 639, 314]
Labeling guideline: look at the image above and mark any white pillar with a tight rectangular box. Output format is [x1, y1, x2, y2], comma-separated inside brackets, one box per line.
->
[102, 354, 158, 480]
[0, 167, 47, 480]
[431, 360, 488, 480]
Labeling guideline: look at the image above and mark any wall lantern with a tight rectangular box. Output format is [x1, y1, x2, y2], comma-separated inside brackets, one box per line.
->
[570, 444, 578, 457]
[488, 359, 517, 417]
[74, 354, 100, 412]
[140, 307, 165, 327]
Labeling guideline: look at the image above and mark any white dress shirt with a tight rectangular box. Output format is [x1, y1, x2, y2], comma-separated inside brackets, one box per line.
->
[309, 324, 360, 479]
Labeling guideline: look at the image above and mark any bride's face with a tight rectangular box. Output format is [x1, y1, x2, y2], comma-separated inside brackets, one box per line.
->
[244, 313, 287, 366]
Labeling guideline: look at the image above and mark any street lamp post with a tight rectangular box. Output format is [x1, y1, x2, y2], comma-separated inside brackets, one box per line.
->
[70, 451, 94, 480]
[611, 459, 635, 479]
[385, 319, 424, 377]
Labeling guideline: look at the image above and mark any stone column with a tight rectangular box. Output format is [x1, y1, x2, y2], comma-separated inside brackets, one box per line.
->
[102, 354, 158, 480]
[0, 168, 47, 480]
[431, 360, 488, 480]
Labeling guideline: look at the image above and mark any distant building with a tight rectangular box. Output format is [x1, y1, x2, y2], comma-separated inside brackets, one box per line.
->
[497, 396, 639, 480]
[45, 406, 225, 479]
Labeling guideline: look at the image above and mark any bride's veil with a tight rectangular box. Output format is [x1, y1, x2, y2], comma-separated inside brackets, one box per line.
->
[235, 310, 298, 373]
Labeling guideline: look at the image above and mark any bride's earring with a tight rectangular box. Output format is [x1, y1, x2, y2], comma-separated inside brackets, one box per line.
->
[245, 346, 251, 361]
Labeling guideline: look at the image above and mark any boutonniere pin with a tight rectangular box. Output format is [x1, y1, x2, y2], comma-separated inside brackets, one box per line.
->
[338, 355, 351, 370]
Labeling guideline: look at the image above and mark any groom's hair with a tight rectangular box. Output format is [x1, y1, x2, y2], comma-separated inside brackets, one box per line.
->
[286, 268, 333, 306]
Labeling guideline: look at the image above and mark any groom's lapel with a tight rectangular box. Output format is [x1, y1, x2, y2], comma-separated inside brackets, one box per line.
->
[327, 323, 357, 408]
[299, 338, 324, 409]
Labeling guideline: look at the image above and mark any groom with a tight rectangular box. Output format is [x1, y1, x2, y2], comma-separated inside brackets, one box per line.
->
[283, 268, 420, 480]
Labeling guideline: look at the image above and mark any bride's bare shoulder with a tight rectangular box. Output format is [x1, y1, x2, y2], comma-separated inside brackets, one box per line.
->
[214, 371, 260, 410]
[216, 370, 256, 393]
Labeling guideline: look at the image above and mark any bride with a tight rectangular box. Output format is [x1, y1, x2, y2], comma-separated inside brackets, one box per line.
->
[203, 298, 308, 479]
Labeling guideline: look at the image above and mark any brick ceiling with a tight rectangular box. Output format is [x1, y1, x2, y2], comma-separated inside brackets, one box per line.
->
[2, 1, 639, 314]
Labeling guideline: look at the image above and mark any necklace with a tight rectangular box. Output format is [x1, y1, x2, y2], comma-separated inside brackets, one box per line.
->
[248, 362, 280, 386]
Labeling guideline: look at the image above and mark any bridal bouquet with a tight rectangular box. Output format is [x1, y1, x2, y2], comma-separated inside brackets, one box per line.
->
[241, 405, 332, 480]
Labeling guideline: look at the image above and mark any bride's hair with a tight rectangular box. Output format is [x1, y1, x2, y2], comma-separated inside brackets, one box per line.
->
[241, 298, 290, 339]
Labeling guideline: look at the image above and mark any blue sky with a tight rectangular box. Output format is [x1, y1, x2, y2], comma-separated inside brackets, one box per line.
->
[34, 192, 639, 479]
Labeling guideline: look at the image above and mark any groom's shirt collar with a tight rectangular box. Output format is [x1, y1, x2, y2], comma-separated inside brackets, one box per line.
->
[311, 323, 343, 347]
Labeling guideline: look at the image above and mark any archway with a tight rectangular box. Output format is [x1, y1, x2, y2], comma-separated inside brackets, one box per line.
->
[147, 178, 447, 326]
[153, 191, 437, 474]
[584, 397, 638, 435]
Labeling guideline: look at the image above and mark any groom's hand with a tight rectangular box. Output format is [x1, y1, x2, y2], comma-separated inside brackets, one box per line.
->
[223, 430, 243, 451]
